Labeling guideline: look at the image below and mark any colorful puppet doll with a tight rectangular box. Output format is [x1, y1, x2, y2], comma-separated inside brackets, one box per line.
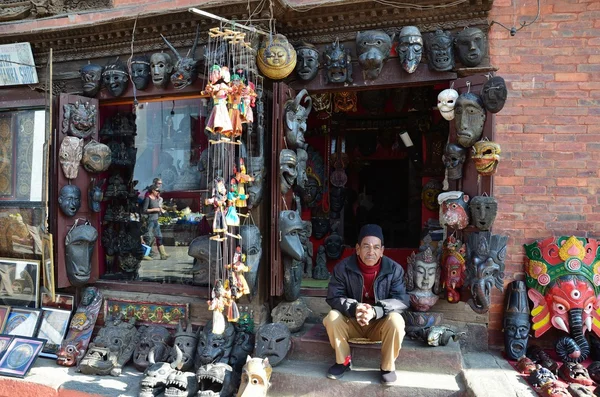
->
[234, 158, 253, 208]
[240, 81, 257, 123]
[207, 280, 227, 334]
[203, 65, 233, 137]
[228, 73, 245, 138]
[228, 246, 250, 297]
[225, 177, 241, 227]
[205, 177, 228, 239]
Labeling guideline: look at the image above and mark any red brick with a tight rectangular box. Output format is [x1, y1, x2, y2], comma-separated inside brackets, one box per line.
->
[555, 72, 590, 81]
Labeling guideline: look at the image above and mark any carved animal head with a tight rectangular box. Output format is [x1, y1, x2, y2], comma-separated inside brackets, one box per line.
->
[161, 25, 200, 90]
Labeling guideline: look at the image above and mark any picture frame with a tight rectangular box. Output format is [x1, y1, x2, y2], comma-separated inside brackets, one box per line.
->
[0, 336, 45, 378]
[0, 335, 13, 362]
[0, 258, 40, 308]
[35, 308, 71, 359]
[5, 308, 42, 337]
[42, 234, 55, 302]
[41, 292, 74, 313]
[103, 298, 189, 329]
[0, 305, 10, 333]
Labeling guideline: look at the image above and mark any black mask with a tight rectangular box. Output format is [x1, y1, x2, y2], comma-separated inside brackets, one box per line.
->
[88, 178, 104, 213]
[80, 64, 103, 97]
[455, 92, 486, 148]
[425, 30, 454, 72]
[295, 43, 320, 81]
[397, 26, 423, 74]
[130, 55, 151, 90]
[133, 325, 171, 372]
[470, 196, 498, 231]
[150, 52, 174, 88]
[311, 217, 329, 240]
[195, 320, 235, 368]
[324, 39, 353, 84]
[247, 156, 266, 209]
[59, 185, 81, 217]
[254, 323, 291, 367]
[324, 232, 344, 259]
[454, 27, 486, 67]
[503, 281, 530, 360]
[65, 221, 98, 287]
[442, 143, 467, 180]
[240, 224, 263, 297]
[102, 59, 129, 97]
[168, 322, 197, 372]
[329, 186, 346, 214]
[356, 30, 392, 80]
[482, 76, 508, 114]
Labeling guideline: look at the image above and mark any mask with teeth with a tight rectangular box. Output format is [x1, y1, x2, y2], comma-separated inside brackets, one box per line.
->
[165, 370, 198, 397]
[271, 299, 310, 333]
[254, 323, 291, 367]
[168, 322, 198, 372]
[237, 357, 272, 397]
[139, 346, 182, 397]
[425, 30, 454, 72]
[134, 325, 172, 372]
[196, 363, 235, 397]
[195, 320, 235, 369]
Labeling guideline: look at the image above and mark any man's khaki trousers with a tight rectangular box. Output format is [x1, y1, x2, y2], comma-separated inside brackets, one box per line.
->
[323, 309, 406, 371]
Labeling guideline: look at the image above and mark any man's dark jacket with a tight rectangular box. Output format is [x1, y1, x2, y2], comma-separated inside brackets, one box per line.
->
[326, 254, 410, 320]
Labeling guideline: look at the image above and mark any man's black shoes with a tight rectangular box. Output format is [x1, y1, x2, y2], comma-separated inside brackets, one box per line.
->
[380, 369, 397, 385]
[327, 362, 352, 379]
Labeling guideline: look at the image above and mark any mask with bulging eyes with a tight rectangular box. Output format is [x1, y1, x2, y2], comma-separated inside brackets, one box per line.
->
[472, 141, 501, 176]
[442, 143, 467, 180]
[59, 185, 82, 217]
[324, 39, 353, 84]
[437, 89, 459, 121]
[356, 30, 392, 80]
[82, 140, 111, 173]
[59, 136, 84, 180]
[425, 30, 455, 72]
[254, 323, 291, 367]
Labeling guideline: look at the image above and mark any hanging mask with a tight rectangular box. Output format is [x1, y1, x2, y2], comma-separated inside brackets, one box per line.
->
[82, 140, 111, 173]
[65, 220, 98, 287]
[88, 178, 105, 213]
[437, 89, 459, 121]
[102, 58, 129, 97]
[311, 93, 332, 118]
[425, 30, 454, 72]
[302, 174, 322, 208]
[295, 42, 320, 81]
[421, 179, 442, 212]
[333, 91, 357, 113]
[438, 191, 470, 230]
[279, 210, 304, 261]
[162, 26, 201, 90]
[150, 52, 174, 88]
[329, 186, 346, 215]
[59, 136, 84, 180]
[472, 141, 501, 176]
[240, 224, 262, 298]
[482, 76, 508, 113]
[79, 64, 103, 98]
[356, 30, 392, 80]
[284, 89, 312, 150]
[454, 27, 486, 67]
[272, 299, 311, 333]
[324, 232, 344, 260]
[296, 149, 309, 189]
[247, 156, 266, 209]
[324, 39, 353, 84]
[470, 196, 498, 231]
[279, 149, 297, 195]
[397, 26, 423, 74]
[62, 100, 97, 139]
[257, 34, 297, 80]
[130, 55, 151, 90]
[59, 185, 82, 217]
[442, 143, 467, 180]
[455, 92, 486, 148]
[311, 216, 329, 240]
[254, 323, 291, 367]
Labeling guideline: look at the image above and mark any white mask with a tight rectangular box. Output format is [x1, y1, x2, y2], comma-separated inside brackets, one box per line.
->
[437, 89, 459, 121]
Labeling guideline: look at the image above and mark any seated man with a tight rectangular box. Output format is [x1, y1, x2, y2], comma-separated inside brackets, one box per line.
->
[323, 224, 409, 385]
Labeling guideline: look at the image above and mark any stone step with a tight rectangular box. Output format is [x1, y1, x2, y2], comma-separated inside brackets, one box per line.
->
[269, 359, 465, 397]
[289, 323, 463, 375]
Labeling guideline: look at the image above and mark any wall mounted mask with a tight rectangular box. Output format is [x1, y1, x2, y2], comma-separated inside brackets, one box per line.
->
[421, 179, 443, 212]
[82, 140, 111, 173]
[130, 55, 151, 90]
[482, 76, 508, 113]
[329, 186, 346, 218]
[324, 231, 344, 260]
[254, 323, 291, 367]
[333, 91, 357, 113]
[437, 88, 459, 121]
[62, 100, 97, 139]
[503, 280, 530, 360]
[454, 27, 486, 67]
[356, 30, 392, 80]
[247, 156, 266, 209]
[80, 64, 103, 98]
[59, 136, 84, 180]
[324, 39, 353, 84]
[257, 34, 297, 80]
[441, 236, 466, 303]
[279, 210, 304, 261]
[469, 195, 498, 231]
[397, 26, 423, 74]
[65, 220, 98, 287]
[150, 52, 174, 88]
[425, 30, 454, 72]
[102, 58, 129, 97]
[284, 89, 312, 150]
[272, 299, 311, 333]
[88, 178, 105, 213]
[295, 42, 320, 81]
[296, 148, 308, 189]
[279, 149, 297, 195]
[472, 141, 501, 176]
[311, 216, 329, 240]
[161, 25, 201, 90]
[442, 143, 467, 180]
[406, 247, 440, 312]
[58, 185, 82, 217]
[438, 191, 470, 230]
[455, 92, 486, 148]
[240, 224, 263, 298]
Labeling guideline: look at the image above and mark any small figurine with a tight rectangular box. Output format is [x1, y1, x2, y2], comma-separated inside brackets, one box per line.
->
[228, 73, 245, 138]
[205, 177, 228, 240]
[203, 65, 233, 137]
[225, 178, 241, 227]
[235, 158, 253, 208]
[227, 246, 250, 297]
[207, 280, 227, 334]
[240, 81, 257, 123]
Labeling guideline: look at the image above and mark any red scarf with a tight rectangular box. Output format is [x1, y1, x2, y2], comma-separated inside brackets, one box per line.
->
[357, 255, 381, 304]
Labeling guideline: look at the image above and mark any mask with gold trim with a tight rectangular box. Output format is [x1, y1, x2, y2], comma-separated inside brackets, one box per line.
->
[257, 34, 296, 80]
[471, 141, 501, 176]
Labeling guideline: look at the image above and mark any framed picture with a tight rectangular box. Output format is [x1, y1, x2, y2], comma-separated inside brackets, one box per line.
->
[0, 335, 13, 362]
[0, 306, 10, 333]
[42, 234, 55, 302]
[35, 308, 70, 359]
[103, 298, 189, 329]
[0, 258, 40, 308]
[41, 293, 74, 313]
[0, 336, 45, 378]
[5, 308, 42, 337]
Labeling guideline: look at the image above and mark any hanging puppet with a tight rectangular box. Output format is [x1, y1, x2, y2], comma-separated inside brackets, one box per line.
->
[205, 177, 228, 240]
[203, 65, 233, 137]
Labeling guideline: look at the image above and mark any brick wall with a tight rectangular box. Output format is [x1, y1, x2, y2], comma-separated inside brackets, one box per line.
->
[488, 0, 600, 346]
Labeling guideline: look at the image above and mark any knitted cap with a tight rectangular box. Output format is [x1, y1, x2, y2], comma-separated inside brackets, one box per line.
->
[358, 224, 384, 245]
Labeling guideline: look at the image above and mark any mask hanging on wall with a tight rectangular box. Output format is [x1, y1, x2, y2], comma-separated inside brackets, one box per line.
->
[296, 148, 309, 189]
[356, 30, 392, 80]
[324, 39, 353, 84]
[59, 136, 84, 180]
[421, 179, 443, 212]
[425, 30, 454, 72]
[442, 143, 467, 180]
[279, 210, 304, 261]
[455, 92, 486, 148]
[324, 231, 344, 260]
[472, 141, 501, 176]
[102, 58, 129, 97]
[130, 55, 151, 90]
[65, 219, 98, 287]
[240, 224, 262, 298]
[82, 140, 111, 173]
[397, 26, 423, 74]
[279, 149, 297, 195]
[469, 195, 498, 231]
[284, 89, 312, 150]
[482, 76, 508, 113]
[59, 185, 82, 217]
[454, 27, 486, 67]
[295, 42, 320, 81]
[62, 100, 97, 139]
[150, 52, 174, 88]
[88, 178, 105, 213]
[333, 91, 357, 113]
[438, 191, 470, 230]
[257, 34, 297, 80]
[437, 89, 459, 121]
[441, 236, 466, 303]
[161, 25, 201, 90]
[503, 280, 531, 360]
[80, 64, 103, 98]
